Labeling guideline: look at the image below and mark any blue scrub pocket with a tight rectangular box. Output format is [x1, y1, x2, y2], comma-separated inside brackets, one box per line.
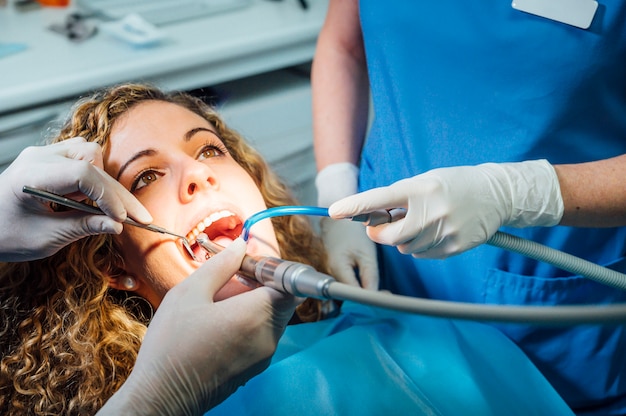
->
[484, 256, 626, 411]
[485, 255, 626, 305]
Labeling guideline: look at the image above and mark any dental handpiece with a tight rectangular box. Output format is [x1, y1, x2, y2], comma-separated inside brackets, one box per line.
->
[196, 234, 336, 299]
[196, 233, 626, 324]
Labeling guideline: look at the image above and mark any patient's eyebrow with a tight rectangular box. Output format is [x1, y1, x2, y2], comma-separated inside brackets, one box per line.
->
[184, 127, 217, 141]
[116, 149, 156, 181]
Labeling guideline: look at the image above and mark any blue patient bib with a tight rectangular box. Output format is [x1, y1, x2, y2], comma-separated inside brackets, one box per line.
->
[208, 303, 573, 415]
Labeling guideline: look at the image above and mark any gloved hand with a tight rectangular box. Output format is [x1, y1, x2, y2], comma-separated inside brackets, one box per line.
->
[0, 137, 152, 261]
[328, 160, 564, 259]
[316, 163, 379, 290]
[98, 238, 299, 416]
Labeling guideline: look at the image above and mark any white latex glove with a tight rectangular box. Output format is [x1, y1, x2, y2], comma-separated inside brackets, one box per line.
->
[0, 137, 152, 261]
[328, 160, 564, 259]
[98, 238, 299, 416]
[316, 163, 379, 290]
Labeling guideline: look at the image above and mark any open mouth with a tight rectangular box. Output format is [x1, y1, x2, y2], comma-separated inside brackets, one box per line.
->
[186, 210, 243, 261]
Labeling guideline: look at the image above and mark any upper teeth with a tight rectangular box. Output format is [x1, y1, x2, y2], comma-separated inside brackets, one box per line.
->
[187, 210, 236, 242]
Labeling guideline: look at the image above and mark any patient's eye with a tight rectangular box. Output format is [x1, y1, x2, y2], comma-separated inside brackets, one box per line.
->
[131, 169, 160, 192]
[198, 143, 227, 160]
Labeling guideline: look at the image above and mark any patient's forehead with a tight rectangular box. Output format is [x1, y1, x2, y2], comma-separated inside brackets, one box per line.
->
[113, 100, 208, 129]
[109, 101, 216, 148]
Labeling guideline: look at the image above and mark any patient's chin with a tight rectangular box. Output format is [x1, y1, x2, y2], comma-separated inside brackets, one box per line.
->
[214, 275, 259, 301]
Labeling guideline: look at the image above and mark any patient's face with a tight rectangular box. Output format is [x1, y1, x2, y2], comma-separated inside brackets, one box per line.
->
[105, 100, 280, 307]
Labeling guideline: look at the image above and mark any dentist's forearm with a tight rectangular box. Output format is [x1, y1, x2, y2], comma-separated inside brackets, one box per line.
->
[555, 154, 626, 227]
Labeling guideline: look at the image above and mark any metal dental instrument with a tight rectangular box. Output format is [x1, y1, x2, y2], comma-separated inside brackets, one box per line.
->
[350, 208, 407, 226]
[22, 185, 198, 260]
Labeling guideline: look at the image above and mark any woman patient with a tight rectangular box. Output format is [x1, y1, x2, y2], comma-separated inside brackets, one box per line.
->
[0, 83, 573, 415]
[0, 84, 330, 414]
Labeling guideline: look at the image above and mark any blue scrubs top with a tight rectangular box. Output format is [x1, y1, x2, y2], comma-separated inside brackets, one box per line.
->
[358, 1, 626, 413]
[209, 303, 573, 415]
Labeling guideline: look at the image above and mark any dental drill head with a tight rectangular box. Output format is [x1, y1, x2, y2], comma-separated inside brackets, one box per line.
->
[196, 233, 336, 299]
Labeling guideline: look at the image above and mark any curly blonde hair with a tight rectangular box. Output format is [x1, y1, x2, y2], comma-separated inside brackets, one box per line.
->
[0, 84, 332, 415]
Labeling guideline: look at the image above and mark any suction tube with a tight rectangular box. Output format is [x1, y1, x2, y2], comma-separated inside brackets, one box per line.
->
[241, 206, 329, 240]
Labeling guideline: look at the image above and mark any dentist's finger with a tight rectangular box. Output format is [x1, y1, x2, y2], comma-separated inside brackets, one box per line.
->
[328, 184, 407, 218]
[92, 167, 153, 224]
[60, 137, 105, 169]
